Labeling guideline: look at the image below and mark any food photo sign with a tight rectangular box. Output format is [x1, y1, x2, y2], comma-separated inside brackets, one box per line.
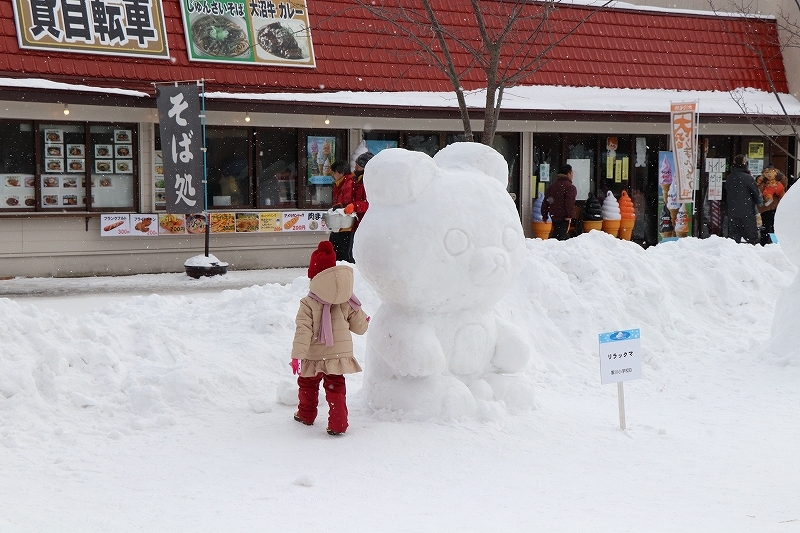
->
[101, 211, 328, 236]
[180, 0, 315, 67]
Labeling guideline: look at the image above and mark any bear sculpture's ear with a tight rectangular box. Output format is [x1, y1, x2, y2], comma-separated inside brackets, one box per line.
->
[362, 148, 438, 205]
[433, 142, 509, 186]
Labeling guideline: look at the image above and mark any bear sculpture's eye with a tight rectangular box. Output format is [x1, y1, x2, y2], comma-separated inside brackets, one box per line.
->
[444, 228, 469, 256]
[502, 225, 520, 251]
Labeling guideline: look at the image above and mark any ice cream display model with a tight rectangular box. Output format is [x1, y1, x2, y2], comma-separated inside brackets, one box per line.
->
[601, 191, 621, 237]
[675, 203, 690, 238]
[618, 190, 636, 241]
[531, 192, 551, 239]
[582, 193, 603, 233]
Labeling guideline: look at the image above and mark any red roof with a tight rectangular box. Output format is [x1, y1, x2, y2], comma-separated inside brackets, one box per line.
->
[0, 0, 788, 96]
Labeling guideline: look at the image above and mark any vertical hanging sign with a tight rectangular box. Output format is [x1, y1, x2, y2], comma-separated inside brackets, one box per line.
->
[670, 101, 699, 203]
[156, 85, 203, 214]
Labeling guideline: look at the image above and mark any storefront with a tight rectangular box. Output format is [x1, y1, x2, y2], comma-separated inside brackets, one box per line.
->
[1, 0, 799, 277]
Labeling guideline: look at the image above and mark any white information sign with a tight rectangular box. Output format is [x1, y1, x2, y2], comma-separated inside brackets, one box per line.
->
[706, 158, 725, 201]
[599, 329, 642, 385]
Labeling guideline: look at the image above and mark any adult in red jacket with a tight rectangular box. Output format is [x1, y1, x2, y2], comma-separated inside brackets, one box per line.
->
[329, 161, 355, 262]
[541, 164, 578, 240]
[350, 152, 373, 232]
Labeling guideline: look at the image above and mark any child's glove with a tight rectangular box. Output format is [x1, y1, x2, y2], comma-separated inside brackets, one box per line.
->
[290, 358, 300, 375]
[344, 203, 355, 215]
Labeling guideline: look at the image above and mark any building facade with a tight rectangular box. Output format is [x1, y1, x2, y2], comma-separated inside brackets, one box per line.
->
[0, 0, 798, 277]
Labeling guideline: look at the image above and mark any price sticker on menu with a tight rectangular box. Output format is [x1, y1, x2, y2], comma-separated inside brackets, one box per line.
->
[598, 329, 642, 384]
[100, 214, 130, 237]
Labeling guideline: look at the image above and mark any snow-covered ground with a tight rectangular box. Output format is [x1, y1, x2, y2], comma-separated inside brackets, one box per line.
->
[1, 233, 799, 532]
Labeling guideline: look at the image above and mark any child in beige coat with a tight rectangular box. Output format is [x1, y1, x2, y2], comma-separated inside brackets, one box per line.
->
[291, 241, 369, 435]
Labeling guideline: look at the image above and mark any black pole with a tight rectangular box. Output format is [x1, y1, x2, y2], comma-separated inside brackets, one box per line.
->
[201, 79, 210, 257]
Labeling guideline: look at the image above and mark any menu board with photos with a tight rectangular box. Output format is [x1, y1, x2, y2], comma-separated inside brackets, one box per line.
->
[41, 175, 84, 208]
[1, 174, 35, 209]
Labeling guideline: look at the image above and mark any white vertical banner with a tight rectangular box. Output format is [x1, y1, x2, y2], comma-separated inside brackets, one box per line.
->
[670, 101, 699, 203]
[706, 158, 726, 201]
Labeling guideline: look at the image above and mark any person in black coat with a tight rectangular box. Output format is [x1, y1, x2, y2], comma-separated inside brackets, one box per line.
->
[723, 154, 762, 244]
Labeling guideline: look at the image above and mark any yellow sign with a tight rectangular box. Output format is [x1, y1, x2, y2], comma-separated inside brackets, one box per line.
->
[259, 212, 282, 232]
[748, 142, 765, 159]
[12, 0, 170, 58]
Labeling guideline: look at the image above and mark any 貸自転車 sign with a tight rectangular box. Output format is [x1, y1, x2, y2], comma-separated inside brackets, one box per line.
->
[180, 0, 315, 67]
[11, 0, 169, 58]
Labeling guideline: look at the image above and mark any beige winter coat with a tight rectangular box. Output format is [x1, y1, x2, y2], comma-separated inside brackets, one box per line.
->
[291, 265, 368, 377]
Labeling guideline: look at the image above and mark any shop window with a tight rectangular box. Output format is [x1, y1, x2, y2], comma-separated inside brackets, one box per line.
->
[491, 133, 520, 201]
[89, 125, 136, 209]
[533, 133, 562, 198]
[565, 134, 596, 205]
[304, 130, 346, 207]
[39, 124, 86, 209]
[257, 128, 298, 208]
[363, 131, 400, 155]
[600, 135, 631, 200]
[0, 121, 35, 210]
[206, 127, 250, 209]
[2, 122, 138, 212]
[405, 133, 440, 156]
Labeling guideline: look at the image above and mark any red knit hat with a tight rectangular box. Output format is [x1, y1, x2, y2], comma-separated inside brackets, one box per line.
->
[308, 241, 337, 279]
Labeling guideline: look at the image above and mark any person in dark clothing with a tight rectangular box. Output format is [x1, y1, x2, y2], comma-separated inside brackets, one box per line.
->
[723, 154, 762, 245]
[329, 160, 355, 262]
[541, 164, 578, 240]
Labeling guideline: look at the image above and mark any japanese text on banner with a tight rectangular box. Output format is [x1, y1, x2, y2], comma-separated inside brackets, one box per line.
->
[156, 85, 204, 214]
[670, 102, 698, 203]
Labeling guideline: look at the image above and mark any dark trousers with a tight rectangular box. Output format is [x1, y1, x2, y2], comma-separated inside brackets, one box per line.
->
[329, 231, 353, 262]
[759, 210, 778, 245]
[728, 216, 759, 244]
[552, 219, 570, 241]
[297, 373, 348, 433]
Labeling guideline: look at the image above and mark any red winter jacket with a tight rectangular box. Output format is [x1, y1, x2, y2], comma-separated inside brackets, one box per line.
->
[351, 173, 369, 229]
[332, 174, 354, 208]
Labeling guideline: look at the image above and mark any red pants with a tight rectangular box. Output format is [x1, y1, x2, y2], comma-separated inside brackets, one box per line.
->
[296, 373, 348, 433]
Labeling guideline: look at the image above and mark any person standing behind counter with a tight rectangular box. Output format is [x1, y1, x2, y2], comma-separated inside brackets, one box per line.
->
[351, 152, 373, 228]
[329, 160, 355, 262]
[541, 164, 577, 240]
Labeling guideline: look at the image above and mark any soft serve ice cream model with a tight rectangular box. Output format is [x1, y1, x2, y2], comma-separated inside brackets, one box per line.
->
[353, 143, 533, 419]
[582, 193, 603, 232]
[601, 191, 621, 237]
[618, 190, 636, 240]
[531, 192, 551, 239]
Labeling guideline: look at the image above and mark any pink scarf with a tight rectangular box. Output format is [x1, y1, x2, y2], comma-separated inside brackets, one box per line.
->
[307, 292, 362, 347]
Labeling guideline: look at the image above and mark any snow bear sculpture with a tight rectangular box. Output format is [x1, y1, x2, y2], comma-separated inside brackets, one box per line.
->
[353, 143, 534, 419]
[769, 183, 800, 364]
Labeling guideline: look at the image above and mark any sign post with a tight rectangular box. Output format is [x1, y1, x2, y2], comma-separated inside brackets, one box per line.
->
[599, 329, 642, 430]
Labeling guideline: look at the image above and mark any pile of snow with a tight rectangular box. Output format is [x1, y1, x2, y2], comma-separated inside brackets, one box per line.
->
[0, 232, 795, 444]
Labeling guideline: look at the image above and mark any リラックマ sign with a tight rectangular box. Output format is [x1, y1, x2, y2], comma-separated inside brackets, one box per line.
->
[599, 329, 642, 385]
